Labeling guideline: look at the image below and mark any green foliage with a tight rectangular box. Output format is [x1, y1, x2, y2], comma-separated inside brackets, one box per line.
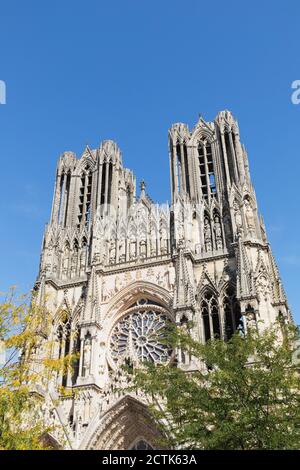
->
[127, 321, 300, 450]
[0, 288, 75, 450]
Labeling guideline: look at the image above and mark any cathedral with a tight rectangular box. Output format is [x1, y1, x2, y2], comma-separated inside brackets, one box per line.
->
[35, 110, 291, 449]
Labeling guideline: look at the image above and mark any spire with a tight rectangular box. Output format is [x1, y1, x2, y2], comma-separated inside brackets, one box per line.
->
[140, 180, 146, 198]
[268, 247, 287, 305]
[174, 243, 195, 311]
[236, 235, 255, 300]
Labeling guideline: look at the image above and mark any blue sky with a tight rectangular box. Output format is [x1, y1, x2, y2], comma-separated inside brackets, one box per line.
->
[0, 0, 299, 322]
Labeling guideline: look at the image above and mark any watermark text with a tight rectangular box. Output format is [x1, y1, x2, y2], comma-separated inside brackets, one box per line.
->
[0, 80, 6, 104]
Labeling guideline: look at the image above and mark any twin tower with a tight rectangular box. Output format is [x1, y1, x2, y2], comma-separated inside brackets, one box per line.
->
[35, 111, 291, 450]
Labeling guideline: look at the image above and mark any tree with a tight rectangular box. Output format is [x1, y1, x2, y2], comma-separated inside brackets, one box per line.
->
[127, 321, 300, 450]
[0, 288, 76, 450]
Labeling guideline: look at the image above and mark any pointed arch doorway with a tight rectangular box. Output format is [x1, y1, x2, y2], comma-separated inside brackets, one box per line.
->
[88, 396, 164, 450]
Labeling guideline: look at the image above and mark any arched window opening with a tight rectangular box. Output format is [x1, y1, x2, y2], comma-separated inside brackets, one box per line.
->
[179, 315, 190, 365]
[211, 300, 220, 339]
[201, 290, 220, 342]
[58, 174, 65, 225]
[130, 440, 154, 450]
[85, 172, 92, 226]
[206, 143, 216, 195]
[63, 172, 71, 226]
[57, 325, 63, 359]
[223, 287, 243, 340]
[73, 239, 79, 252]
[198, 144, 207, 198]
[224, 132, 236, 184]
[202, 301, 211, 342]
[71, 326, 80, 386]
[62, 321, 71, 387]
[175, 144, 181, 193]
[100, 161, 107, 206]
[58, 172, 71, 226]
[99, 159, 113, 209]
[56, 313, 71, 387]
[231, 132, 240, 179]
[198, 141, 217, 199]
[107, 161, 113, 205]
[183, 143, 190, 196]
[78, 168, 92, 228]
[78, 174, 85, 226]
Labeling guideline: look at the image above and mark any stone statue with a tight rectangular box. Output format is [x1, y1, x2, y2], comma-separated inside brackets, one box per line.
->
[204, 217, 212, 252]
[80, 246, 87, 269]
[71, 254, 77, 277]
[160, 234, 168, 254]
[130, 239, 136, 259]
[114, 275, 122, 292]
[101, 279, 108, 302]
[256, 275, 270, 302]
[244, 198, 255, 236]
[150, 238, 157, 256]
[246, 310, 257, 331]
[82, 336, 92, 377]
[233, 201, 243, 233]
[99, 342, 107, 375]
[214, 216, 223, 250]
[118, 239, 126, 262]
[109, 240, 116, 264]
[139, 238, 147, 258]
[93, 251, 100, 264]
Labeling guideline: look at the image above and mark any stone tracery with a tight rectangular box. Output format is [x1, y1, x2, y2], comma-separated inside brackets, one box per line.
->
[109, 299, 171, 365]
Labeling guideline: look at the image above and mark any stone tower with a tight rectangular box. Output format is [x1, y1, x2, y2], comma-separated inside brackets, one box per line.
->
[35, 111, 291, 449]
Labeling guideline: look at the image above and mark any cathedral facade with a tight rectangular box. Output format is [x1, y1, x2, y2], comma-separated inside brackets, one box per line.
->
[35, 111, 291, 449]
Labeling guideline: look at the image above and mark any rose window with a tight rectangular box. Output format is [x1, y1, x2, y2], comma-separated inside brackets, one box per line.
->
[110, 299, 171, 364]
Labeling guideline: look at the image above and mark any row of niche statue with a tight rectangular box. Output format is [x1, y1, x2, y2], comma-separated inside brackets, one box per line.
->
[233, 198, 256, 237]
[96, 235, 169, 265]
[204, 214, 224, 252]
[203, 198, 257, 254]
[43, 242, 88, 279]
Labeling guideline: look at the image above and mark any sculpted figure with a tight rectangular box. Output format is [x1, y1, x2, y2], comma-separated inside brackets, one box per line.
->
[101, 279, 108, 302]
[204, 217, 212, 252]
[82, 336, 92, 377]
[118, 239, 126, 262]
[244, 198, 255, 236]
[214, 216, 223, 250]
[233, 201, 243, 233]
[139, 238, 147, 258]
[80, 246, 87, 270]
[246, 310, 257, 331]
[109, 240, 116, 264]
[130, 239, 136, 259]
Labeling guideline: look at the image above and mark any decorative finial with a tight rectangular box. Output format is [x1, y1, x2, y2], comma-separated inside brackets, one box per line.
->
[140, 180, 146, 195]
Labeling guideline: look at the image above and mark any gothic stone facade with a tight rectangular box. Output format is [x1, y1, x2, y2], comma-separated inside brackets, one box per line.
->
[34, 111, 291, 449]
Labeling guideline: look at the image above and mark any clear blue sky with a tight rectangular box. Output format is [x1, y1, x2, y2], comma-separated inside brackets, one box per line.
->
[0, 1, 299, 322]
